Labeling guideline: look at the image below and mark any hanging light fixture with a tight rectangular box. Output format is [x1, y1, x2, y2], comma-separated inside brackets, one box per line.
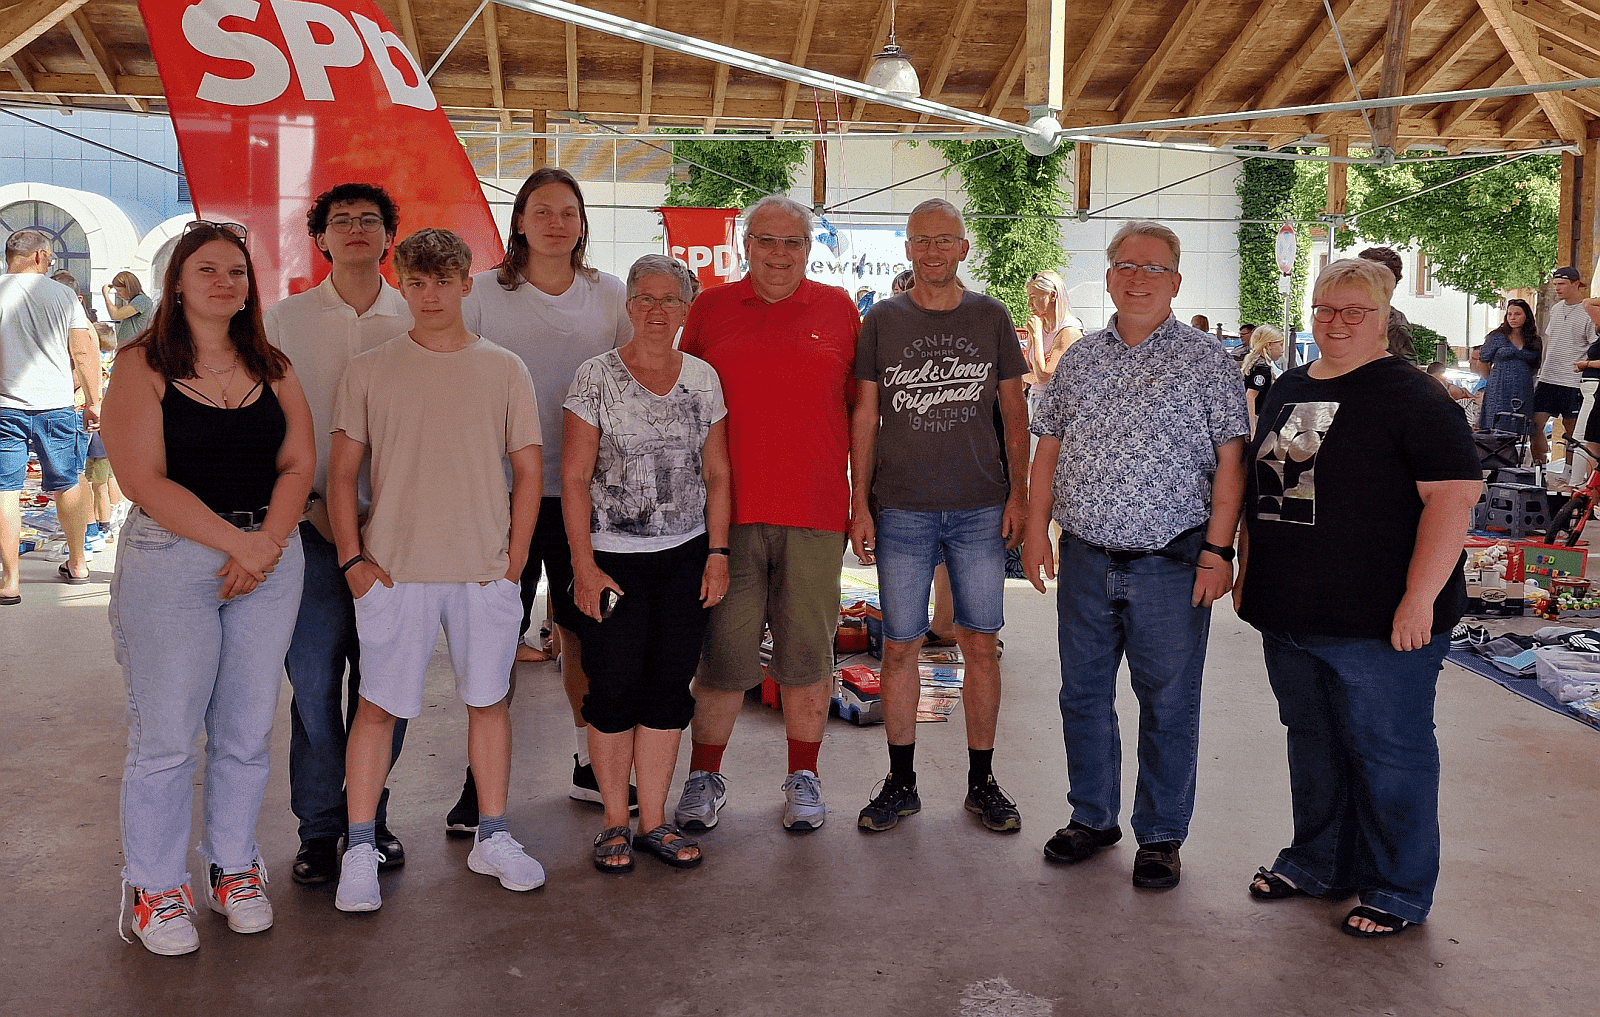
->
[865, 0, 921, 97]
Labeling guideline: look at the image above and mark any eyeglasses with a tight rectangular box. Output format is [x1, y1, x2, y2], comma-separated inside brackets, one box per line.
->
[1111, 262, 1177, 278]
[748, 235, 809, 251]
[629, 294, 685, 310]
[909, 235, 962, 251]
[183, 220, 248, 241]
[326, 214, 387, 234]
[1311, 304, 1378, 324]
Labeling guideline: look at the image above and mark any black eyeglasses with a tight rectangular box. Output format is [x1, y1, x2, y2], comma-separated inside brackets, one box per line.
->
[326, 214, 386, 234]
[183, 220, 249, 242]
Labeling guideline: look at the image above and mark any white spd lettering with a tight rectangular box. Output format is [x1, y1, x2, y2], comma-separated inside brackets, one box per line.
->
[183, 0, 438, 111]
[670, 245, 739, 279]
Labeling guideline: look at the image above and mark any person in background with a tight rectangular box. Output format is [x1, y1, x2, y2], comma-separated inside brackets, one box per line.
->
[100, 220, 314, 955]
[1567, 295, 1600, 475]
[1237, 257, 1481, 939]
[103, 271, 153, 345]
[1532, 267, 1595, 470]
[458, 166, 635, 829]
[52, 270, 97, 324]
[1232, 322, 1256, 363]
[84, 322, 120, 550]
[1021, 269, 1083, 419]
[563, 254, 730, 873]
[1190, 314, 1209, 333]
[1241, 324, 1285, 425]
[1355, 248, 1418, 365]
[1475, 299, 1539, 435]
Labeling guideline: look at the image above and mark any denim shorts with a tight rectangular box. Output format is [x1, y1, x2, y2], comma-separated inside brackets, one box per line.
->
[875, 504, 1006, 641]
[0, 406, 89, 491]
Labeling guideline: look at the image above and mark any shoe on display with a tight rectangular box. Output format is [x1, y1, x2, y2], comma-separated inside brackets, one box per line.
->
[335, 843, 384, 913]
[571, 754, 639, 813]
[445, 769, 478, 836]
[857, 775, 921, 832]
[780, 769, 826, 832]
[205, 860, 273, 933]
[964, 776, 1022, 832]
[1450, 622, 1489, 648]
[128, 884, 199, 956]
[674, 770, 728, 831]
[467, 832, 546, 891]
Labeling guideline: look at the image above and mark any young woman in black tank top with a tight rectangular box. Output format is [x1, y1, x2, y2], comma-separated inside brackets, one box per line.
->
[99, 222, 315, 956]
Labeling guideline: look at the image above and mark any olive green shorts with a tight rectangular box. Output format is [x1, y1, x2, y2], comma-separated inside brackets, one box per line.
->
[85, 457, 112, 485]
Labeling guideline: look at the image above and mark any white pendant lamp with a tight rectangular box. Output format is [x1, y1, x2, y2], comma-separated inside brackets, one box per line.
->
[865, 1, 921, 97]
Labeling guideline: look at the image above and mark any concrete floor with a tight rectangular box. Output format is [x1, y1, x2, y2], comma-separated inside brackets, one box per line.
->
[2, 543, 1597, 1017]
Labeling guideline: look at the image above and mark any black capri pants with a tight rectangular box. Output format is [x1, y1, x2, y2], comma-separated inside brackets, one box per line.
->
[576, 533, 712, 734]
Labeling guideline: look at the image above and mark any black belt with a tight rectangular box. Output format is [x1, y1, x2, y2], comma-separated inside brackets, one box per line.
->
[217, 506, 271, 530]
[1081, 524, 1206, 567]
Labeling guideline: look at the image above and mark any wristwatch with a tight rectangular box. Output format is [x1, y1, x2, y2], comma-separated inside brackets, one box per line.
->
[1200, 541, 1236, 562]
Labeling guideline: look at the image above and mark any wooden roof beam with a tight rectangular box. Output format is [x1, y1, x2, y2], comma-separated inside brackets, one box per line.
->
[566, 22, 578, 112]
[483, 3, 510, 129]
[1524, 0, 1600, 59]
[1249, 0, 1358, 114]
[1307, 0, 1455, 137]
[1148, 0, 1296, 141]
[704, 0, 739, 132]
[64, 10, 141, 112]
[1408, 11, 1491, 93]
[776, 0, 821, 129]
[1370, 0, 1413, 152]
[1478, 0, 1586, 142]
[395, 0, 419, 61]
[1024, 0, 1064, 111]
[3, 55, 62, 104]
[637, 0, 657, 131]
[979, 30, 1027, 120]
[849, 0, 895, 123]
[1499, 93, 1548, 136]
[1437, 55, 1516, 135]
[916, 0, 979, 123]
[1059, 0, 1137, 113]
[0, 0, 87, 64]
[1116, 0, 1219, 121]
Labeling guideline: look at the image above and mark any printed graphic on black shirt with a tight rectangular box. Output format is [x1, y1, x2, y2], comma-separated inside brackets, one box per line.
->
[1254, 401, 1340, 526]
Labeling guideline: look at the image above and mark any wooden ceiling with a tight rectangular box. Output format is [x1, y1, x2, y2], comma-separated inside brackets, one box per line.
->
[4, 0, 1600, 151]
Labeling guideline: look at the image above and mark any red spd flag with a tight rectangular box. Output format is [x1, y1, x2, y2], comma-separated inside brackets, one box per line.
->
[660, 207, 742, 292]
[139, 0, 502, 301]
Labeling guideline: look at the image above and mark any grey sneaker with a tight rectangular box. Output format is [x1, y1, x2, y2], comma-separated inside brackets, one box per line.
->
[674, 770, 728, 831]
[335, 844, 383, 913]
[781, 769, 826, 832]
[467, 832, 546, 891]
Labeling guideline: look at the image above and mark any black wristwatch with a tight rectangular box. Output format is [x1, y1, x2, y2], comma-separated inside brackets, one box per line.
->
[1200, 542, 1236, 562]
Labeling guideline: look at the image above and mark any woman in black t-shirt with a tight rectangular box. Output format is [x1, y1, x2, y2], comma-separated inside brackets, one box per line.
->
[100, 223, 315, 956]
[1235, 258, 1481, 941]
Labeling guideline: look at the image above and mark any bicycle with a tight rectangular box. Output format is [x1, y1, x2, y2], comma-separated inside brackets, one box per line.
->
[1547, 463, 1600, 545]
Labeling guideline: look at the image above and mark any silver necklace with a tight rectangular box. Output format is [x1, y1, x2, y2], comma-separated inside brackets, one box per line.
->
[200, 354, 239, 375]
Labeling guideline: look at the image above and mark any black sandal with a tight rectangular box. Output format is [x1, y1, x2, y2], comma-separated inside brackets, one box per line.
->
[1249, 866, 1306, 900]
[1340, 905, 1413, 939]
[637, 823, 702, 869]
[592, 826, 633, 874]
[1042, 822, 1122, 864]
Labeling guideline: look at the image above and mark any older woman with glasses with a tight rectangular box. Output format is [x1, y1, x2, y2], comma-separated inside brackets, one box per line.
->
[563, 254, 730, 874]
[100, 221, 315, 955]
[1235, 258, 1481, 939]
[102, 271, 153, 347]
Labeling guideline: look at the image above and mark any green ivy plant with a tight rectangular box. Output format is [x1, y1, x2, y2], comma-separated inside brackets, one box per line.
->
[1410, 323, 1449, 365]
[1236, 151, 1326, 334]
[924, 139, 1073, 324]
[660, 130, 812, 209]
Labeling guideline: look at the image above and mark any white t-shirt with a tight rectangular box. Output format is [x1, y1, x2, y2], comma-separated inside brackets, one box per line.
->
[462, 268, 631, 492]
[563, 349, 726, 554]
[1538, 299, 1596, 390]
[263, 275, 413, 495]
[1, 273, 92, 410]
[331, 336, 542, 584]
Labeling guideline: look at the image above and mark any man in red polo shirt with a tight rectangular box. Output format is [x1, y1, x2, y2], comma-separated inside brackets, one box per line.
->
[673, 194, 860, 833]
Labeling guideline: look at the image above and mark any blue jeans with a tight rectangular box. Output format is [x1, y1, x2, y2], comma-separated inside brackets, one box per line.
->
[875, 505, 1006, 641]
[111, 510, 304, 891]
[1259, 629, 1447, 925]
[285, 523, 404, 841]
[1055, 530, 1209, 844]
[0, 406, 88, 491]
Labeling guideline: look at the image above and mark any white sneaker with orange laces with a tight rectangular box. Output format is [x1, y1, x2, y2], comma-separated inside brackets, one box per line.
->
[129, 884, 199, 956]
[205, 860, 273, 933]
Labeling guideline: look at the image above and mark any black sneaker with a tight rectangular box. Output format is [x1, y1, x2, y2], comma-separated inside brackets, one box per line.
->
[857, 775, 921, 832]
[570, 754, 639, 813]
[964, 775, 1021, 832]
[445, 768, 478, 836]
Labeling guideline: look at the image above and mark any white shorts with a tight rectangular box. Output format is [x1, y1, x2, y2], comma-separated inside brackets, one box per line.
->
[353, 579, 521, 719]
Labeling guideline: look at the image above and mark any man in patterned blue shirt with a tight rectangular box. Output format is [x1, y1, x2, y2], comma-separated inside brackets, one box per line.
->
[1022, 220, 1249, 890]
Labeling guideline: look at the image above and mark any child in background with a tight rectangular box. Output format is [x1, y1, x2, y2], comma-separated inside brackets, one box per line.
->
[85, 323, 122, 548]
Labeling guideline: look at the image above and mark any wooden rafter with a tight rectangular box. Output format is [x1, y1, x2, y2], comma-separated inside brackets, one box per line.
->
[64, 9, 140, 111]
[1060, 0, 1137, 112]
[1249, 0, 1358, 114]
[1116, 0, 1218, 120]
[1371, 0, 1412, 152]
[1409, 12, 1491, 93]
[777, 0, 822, 128]
[915, 0, 979, 124]
[1325, 135, 1349, 215]
[705, 0, 739, 131]
[1500, 93, 1548, 135]
[3, 55, 62, 104]
[1147, 0, 1297, 141]
[1437, 54, 1516, 135]
[396, 0, 419, 61]
[1525, 0, 1600, 58]
[1478, 0, 1585, 142]
[850, 0, 897, 123]
[566, 23, 578, 111]
[483, 3, 510, 129]
[0, 0, 87, 64]
[1307, 0, 1454, 138]
[637, 0, 657, 131]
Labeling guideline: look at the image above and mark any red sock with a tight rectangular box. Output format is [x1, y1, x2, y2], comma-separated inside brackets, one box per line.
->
[689, 740, 726, 774]
[787, 737, 821, 775]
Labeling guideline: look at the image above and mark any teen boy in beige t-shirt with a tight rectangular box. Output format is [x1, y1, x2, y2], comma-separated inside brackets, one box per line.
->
[327, 229, 544, 912]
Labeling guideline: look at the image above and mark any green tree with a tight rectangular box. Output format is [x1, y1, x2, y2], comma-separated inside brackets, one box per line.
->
[1344, 153, 1559, 304]
[660, 131, 811, 209]
[925, 139, 1072, 323]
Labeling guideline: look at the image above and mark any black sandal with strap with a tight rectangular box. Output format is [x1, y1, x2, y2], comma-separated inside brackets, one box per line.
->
[637, 823, 702, 869]
[1340, 905, 1413, 939]
[592, 826, 634, 874]
[1249, 866, 1307, 900]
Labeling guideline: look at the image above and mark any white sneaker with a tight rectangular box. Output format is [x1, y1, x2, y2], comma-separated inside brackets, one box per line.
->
[781, 769, 827, 831]
[335, 843, 384, 912]
[467, 832, 546, 891]
[205, 860, 273, 933]
[129, 885, 199, 956]
[675, 770, 728, 831]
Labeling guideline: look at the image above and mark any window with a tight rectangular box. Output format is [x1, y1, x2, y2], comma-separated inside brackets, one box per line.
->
[1417, 251, 1438, 296]
[0, 200, 91, 291]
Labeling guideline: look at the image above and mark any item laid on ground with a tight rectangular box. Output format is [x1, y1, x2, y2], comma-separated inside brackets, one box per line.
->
[833, 665, 882, 725]
[1534, 649, 1600, 703]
